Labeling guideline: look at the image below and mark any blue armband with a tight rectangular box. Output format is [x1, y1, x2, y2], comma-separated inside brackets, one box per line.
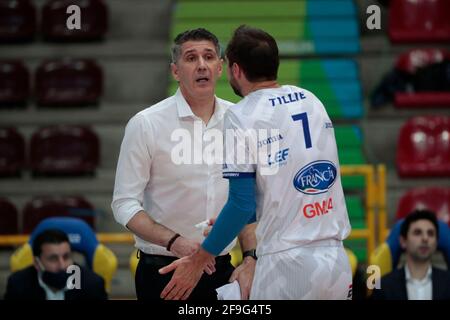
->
[201, 177, 256, 256]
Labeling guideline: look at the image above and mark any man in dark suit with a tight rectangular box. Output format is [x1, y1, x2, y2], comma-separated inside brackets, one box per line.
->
[4, 229, 107, 300]
[372, 210, 450, 300]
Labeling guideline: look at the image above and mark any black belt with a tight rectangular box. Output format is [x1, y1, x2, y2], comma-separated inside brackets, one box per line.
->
[138, 251, 231, 267]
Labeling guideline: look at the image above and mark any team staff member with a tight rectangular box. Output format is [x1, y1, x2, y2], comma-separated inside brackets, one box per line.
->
[111, 28, 256, 300]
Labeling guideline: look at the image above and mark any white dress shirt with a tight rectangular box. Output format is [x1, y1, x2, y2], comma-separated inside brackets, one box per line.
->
[405, 264, 432, 300]
[112, 89, 236, 256]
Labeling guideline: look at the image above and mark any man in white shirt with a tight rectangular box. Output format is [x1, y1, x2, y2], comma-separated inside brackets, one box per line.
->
[372, 210, 450, 300]
[111, 28, 256, 300]
[159, 25, 352, 300]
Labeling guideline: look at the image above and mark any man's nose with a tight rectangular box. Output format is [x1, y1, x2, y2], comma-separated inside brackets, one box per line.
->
[57, 257, 67, 270]
[197, 57, 207, 69]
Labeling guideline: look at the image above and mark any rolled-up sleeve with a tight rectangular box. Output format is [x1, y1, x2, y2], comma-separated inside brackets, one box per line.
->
[111, 114, 153, 228]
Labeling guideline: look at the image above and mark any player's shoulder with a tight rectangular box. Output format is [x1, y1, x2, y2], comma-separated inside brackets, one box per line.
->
[283, 85, 322, 104]
[215, 96, 234, 110]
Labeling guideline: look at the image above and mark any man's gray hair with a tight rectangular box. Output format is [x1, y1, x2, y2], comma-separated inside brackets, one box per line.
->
[171, 28, 221, 63]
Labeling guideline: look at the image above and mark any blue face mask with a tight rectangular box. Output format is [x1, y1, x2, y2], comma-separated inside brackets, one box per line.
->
[37, 258, 70, 290]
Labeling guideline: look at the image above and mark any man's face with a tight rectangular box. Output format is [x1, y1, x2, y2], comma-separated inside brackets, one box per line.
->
[35, 242, 73, 273]
[171, 40, 222, 99]
[401, 219, 437, 263]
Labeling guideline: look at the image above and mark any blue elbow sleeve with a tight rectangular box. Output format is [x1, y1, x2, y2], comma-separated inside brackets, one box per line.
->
[202, 177, 256, 256]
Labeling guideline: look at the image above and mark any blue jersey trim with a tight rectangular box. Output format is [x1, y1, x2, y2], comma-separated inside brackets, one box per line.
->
[223, 172, 256, 179]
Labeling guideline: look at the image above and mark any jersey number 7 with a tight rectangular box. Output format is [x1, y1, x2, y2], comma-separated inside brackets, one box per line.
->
[291, 112, 312, 149]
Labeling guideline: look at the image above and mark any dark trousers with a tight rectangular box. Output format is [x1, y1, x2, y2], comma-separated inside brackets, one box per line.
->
[135, 251, 235, 300]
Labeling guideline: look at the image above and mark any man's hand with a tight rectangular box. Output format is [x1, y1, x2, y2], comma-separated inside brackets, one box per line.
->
[229, 256, 256, 300]
[159, 248, 215, 300]
[170, 236, 200, 258]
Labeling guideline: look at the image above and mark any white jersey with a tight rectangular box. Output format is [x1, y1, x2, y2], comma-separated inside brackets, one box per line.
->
[223, 85, 351, 257]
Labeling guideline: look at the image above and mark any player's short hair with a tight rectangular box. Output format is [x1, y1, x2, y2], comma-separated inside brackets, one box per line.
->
[32, 229, 70, 257]
[400, 210, 439, 239]
[171, 28, 221, 63]
[225, 25, 279, 82]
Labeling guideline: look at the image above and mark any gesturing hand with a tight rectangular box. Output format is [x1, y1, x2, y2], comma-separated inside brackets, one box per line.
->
[159, 248, 215, 300]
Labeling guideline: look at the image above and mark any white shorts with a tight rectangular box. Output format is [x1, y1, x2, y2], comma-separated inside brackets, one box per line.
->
[250, 241, 352, 300]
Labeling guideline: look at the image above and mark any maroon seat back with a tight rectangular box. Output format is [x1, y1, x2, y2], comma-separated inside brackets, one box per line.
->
[0, 198, 19, 234]
[389, 0, 450, 43]
[0, 127, 25, 176]
[396, 187, 450, 226]
[394, 49, 450, 108]
[35, 58, 103, 106]
[397, 116, 450, 177]
[0, 0, 36, 42]
[23, 196, 96, 233]
[30, 125, 100, 175]
[42, 0, 108, 41]
[0, 60, 30, 106]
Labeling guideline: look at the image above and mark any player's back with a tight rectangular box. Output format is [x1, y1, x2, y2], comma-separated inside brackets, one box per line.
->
[227, 85, 351, 256]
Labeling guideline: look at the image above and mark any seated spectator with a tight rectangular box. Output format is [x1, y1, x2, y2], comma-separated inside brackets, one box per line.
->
[4, 229, 107, 300]
[372, 210, 450, 300]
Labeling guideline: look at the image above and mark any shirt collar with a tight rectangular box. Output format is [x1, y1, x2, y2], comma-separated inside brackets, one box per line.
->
[38, 274, 67, 300]
[174, 88, 227, 124]
[405, 264, 432, 282]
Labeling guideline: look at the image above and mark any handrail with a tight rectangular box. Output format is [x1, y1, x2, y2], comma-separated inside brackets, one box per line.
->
[341, 165, 377, 257]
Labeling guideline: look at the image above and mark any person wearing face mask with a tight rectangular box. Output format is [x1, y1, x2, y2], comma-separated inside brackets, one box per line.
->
[4, 229, 107, 300]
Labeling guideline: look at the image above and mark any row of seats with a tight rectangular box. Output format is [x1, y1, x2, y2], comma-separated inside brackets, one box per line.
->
[388, 0, 450, 43]
[0, 126, 99, 176]
[0, 0, 108, 42]
[0, 196, 95, 235]
[397, 116, 450, 177]
[172, 0, 360, 55]
[0, 59, 103, 107]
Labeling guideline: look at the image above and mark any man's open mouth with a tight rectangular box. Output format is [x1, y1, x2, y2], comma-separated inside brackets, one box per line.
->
[196, 77, 210, 83]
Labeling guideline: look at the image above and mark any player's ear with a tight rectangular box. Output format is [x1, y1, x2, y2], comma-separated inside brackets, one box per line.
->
[231, 63, 240, 78]
[170, 62, 180, 82]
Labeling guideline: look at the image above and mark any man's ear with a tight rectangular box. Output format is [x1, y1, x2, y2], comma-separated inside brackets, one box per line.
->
[33, 257, 41, 271]
[400, 236, 407, 250]
[218, 58, 223, 77]
[170, 62, 180, 82]
[231, 62, 240, 79]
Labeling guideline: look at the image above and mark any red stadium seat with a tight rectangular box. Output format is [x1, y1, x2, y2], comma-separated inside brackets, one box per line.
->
[0, 0, 36, 42]
[35, 58, 103, 107]
[389, 0, 450, 43]
[0, 198, 19, 234]
[30, 125, 100, 175]
[42, 0, 108, 41]
[396, 116, 450, 177]
[394, 49, 450, 108]
[23, 196, 96, 233]
[0, 60, 30, 106]
[396, 187, 450, 226]
[0, 127, 25, 176]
